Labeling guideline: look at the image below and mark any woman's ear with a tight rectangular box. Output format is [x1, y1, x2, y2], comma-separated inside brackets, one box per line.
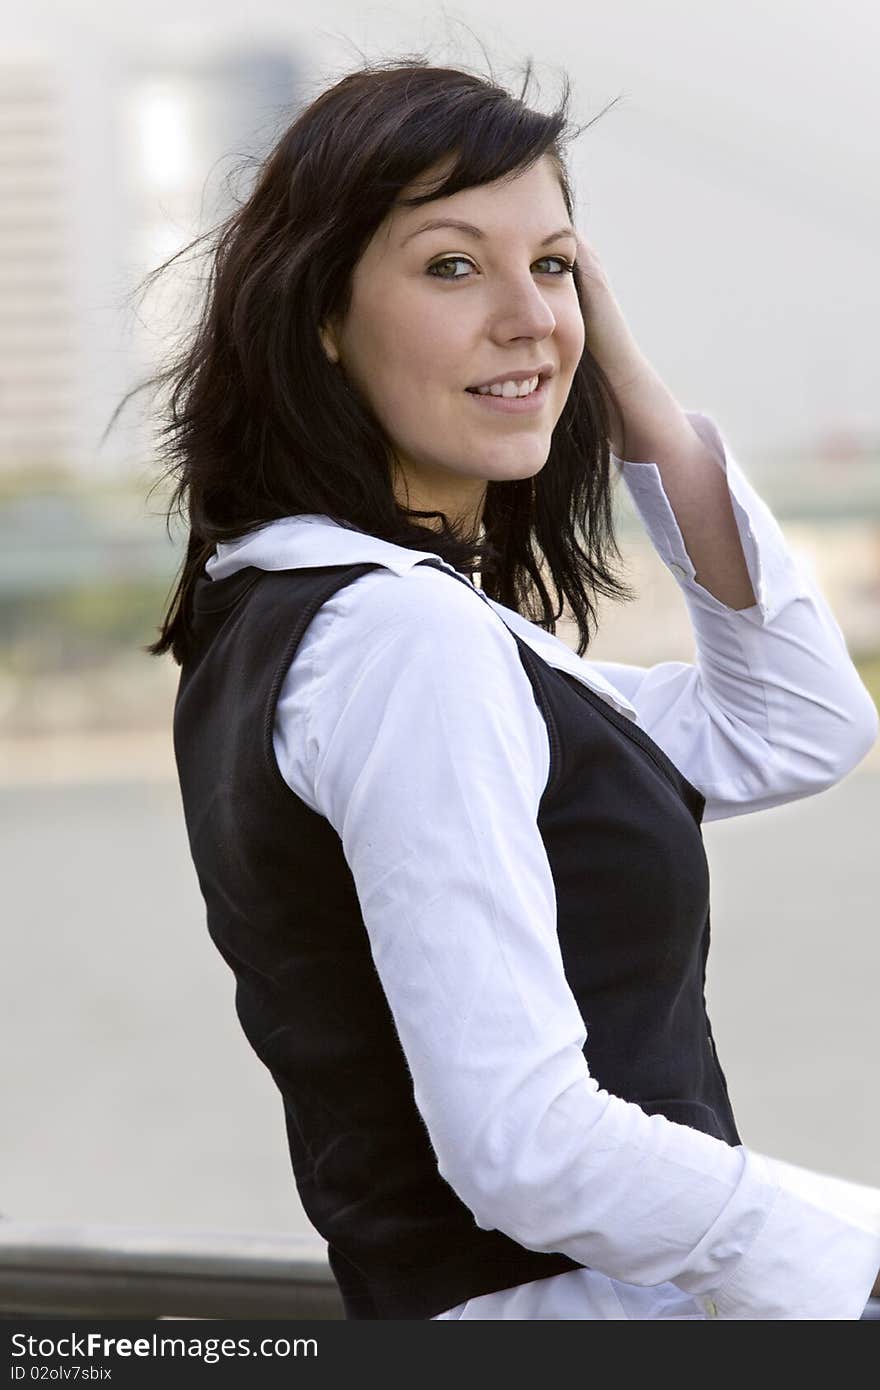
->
[319, 321, 340, 365]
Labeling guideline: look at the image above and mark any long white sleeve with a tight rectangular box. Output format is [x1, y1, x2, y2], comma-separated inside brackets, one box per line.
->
[271, 560, 880, 1319]
[587, 410, 879, 820]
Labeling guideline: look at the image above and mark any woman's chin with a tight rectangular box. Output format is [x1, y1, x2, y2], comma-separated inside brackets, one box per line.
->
[472, 448, 549, 484]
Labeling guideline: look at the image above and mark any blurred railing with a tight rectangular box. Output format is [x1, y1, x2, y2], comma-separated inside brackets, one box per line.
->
[0, 1221, 344, 1319]
[1, 1220, 878, 1320]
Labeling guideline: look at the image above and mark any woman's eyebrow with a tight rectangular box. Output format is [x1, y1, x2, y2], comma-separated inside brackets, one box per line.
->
[399, 218, 577, 248]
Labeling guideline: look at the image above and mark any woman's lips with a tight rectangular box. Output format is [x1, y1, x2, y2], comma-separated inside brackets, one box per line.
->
[464, 377, 550, 414]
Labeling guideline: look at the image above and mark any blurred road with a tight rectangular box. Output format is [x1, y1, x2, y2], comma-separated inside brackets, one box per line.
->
[1, 755, 877, 1238]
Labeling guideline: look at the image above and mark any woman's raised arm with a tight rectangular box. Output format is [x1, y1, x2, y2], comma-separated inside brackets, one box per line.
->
[573, 232, 877, 819]
[585, 408, 879, 820]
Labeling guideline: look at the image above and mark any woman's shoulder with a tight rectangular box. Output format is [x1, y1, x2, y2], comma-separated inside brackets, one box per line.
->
[307, 557, 510, 651]
[273, 558, 547, 809]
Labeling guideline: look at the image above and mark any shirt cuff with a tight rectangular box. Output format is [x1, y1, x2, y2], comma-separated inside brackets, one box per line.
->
[702, 1152, 880, 1320]
[613, 410, 809, 627]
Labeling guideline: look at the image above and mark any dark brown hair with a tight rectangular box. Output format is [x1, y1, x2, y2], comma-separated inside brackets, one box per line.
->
[110, 55, 636, 664]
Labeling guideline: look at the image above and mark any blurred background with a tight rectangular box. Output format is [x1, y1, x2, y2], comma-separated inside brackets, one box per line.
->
[1, 0, 878, 1240]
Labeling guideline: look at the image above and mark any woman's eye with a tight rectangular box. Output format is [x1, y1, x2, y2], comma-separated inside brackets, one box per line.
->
[426, 255, 575, 280]
[426, 256, 473, 279]
[535, 256, 575, 275]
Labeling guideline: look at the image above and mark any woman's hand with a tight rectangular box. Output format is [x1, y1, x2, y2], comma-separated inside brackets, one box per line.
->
[573, 230, 664, 458]
[571, 229, 761, 608]
[574, 229, 693, 463]
[574, 231, 651, 392]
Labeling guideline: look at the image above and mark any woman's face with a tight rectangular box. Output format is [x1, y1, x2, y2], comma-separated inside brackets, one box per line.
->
[321, 154, 585, 530]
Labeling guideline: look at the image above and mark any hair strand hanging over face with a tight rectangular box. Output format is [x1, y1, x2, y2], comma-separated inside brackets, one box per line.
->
[105, 55, 636, 665]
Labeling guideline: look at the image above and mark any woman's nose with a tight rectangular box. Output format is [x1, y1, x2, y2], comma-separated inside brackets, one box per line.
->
[490, 276, 557, 341]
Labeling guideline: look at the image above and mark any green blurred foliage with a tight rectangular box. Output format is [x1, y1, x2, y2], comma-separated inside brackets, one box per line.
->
[856, 653, 880, 711]
[0, 581, 173, 676]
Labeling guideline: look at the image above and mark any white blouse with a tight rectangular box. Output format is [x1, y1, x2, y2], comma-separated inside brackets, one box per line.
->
[206, 409, 880, 1319]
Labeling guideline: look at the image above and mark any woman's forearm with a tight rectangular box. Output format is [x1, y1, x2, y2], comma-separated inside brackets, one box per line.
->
[611, 356, 758, 611]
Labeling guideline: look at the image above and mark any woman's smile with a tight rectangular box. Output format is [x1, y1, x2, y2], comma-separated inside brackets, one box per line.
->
[464, 374, 552, 414]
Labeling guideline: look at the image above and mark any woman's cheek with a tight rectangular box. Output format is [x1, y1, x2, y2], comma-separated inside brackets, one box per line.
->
[376, 373, 427, 440]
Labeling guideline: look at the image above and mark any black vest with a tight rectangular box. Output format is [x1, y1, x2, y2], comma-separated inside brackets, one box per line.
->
[173, 559, 741, 1320]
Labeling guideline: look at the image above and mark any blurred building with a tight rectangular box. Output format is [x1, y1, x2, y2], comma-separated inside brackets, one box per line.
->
[0, 52, 77, 474]
[0, 40, 300, 479]
[121, 48, 301, 469]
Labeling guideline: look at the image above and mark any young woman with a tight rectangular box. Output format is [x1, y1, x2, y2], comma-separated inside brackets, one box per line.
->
[139, 59, 880, 1319]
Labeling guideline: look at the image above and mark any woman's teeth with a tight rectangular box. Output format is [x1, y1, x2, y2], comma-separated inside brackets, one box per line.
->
[471, 375, 540, 398]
